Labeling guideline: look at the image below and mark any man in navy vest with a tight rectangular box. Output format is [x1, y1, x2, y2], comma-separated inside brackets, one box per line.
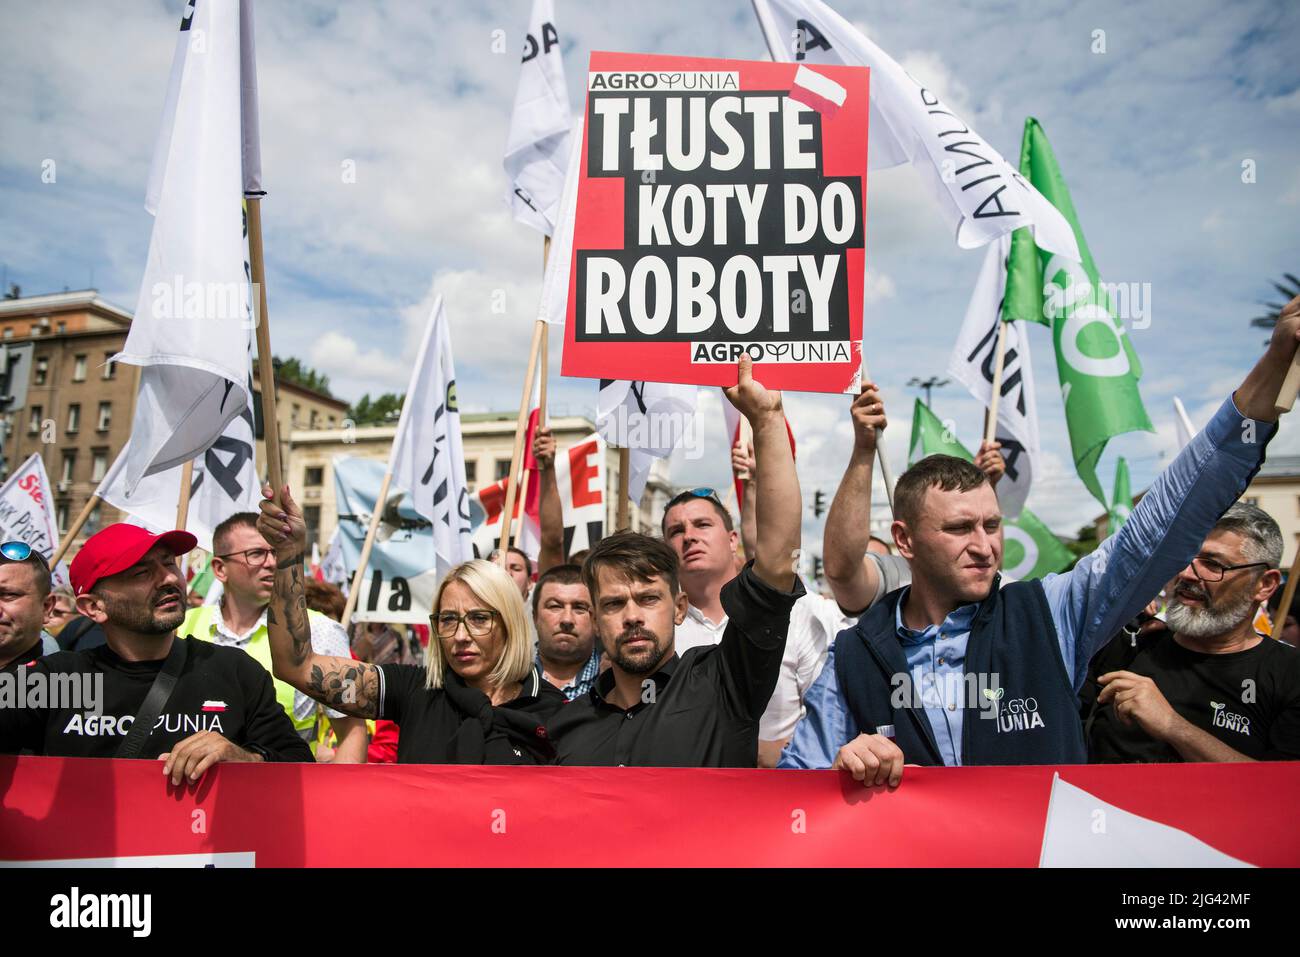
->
[780, 295, 1300, 785]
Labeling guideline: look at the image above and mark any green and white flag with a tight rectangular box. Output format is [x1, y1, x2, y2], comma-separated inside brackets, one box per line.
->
[1002, 118, 1153, 507]
[1107, 456, 1132, 537]
[909, 399, 1074, 580]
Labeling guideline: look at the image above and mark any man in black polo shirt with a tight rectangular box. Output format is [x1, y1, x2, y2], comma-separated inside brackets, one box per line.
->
[0, 523, 311, 778]
[548, 357, 803, 767]
[1087, 503, 1300, 762]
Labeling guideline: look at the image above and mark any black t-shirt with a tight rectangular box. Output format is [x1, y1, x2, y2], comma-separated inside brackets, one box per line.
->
[0, 636, 313, 761]
[1085, 630, 1300, 762]
[378, 662, 563, 764]
[547, 563, 805, 767]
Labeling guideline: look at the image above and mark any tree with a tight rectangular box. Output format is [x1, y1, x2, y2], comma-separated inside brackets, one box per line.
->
[1250, 274, 1300, 345]
[273, 355, 334, 397]
[349, 392, 404, 426]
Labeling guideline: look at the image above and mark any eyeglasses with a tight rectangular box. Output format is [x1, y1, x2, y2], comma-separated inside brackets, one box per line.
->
[433, 609, 498, 639]
[215, 547, 275, 567]
[0, 541, 50, 569]
[1188, 557, 1270, 583]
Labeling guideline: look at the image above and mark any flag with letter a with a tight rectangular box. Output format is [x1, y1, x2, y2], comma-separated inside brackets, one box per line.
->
[503, 0, 572, 235]
[115, 0, 261, 492]
[388, 296, 474, 580]
[750, 0, 1080, 257]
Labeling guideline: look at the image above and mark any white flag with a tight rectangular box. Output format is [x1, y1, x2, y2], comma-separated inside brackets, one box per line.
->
[597, 379, 696, 504]
[319, 527, 348, 589]
[538, 113, 584, 326]
[97, 380, 261, 554]
[751, 0, 1080, 258]
[116, 0, 256, 492]
[1039, 774, 1251, 867]
[503, 0, 571, 235]
[389, 296, 474, 580]
[0, 454, 69, 589]
[1173, 396, 1197, 451]
[947, 234, 1038, 518]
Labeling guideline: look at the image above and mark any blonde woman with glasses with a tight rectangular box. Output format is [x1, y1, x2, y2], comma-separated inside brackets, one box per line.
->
[254, 485, 563, 764]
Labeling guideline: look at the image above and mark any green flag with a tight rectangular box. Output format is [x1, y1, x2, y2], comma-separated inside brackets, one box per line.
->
[1107, 456, 1132, 536]
[1002, 117, 1153, 506]
[188, 551, 215, 599]
[910, 399, 1074, 580]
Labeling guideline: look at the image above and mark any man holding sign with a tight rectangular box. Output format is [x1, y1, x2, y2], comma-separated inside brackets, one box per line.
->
[562, 53, 868, 394]
[547, 357, 803, 767]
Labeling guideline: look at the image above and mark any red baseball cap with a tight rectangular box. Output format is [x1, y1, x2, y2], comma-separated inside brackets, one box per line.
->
[70, 524, 197, 596]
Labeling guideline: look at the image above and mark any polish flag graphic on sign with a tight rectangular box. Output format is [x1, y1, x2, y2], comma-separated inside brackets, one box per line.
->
[790, 65, 847, 117]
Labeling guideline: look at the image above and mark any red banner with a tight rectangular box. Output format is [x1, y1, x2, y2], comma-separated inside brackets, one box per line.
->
[561, 52, 869, 393]
[2, 757, 1296, 867]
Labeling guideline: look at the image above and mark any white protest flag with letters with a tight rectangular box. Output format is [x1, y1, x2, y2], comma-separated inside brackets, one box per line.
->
[0, 454, 69, 588]
[116, 0, 257, 492]
[388, 296, 474, 580]
[538, 113, 583, 325]
[751, 0, 1080, 257]
[554, 432, 606, 556]
[597, 379, 698, 504]
[503, 0, 572, 235]
[97, 380, 261, 554]
[947, 233, 1039, 518]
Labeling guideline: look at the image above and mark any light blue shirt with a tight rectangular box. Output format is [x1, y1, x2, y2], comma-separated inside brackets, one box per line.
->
[780, 394, 1273, 768]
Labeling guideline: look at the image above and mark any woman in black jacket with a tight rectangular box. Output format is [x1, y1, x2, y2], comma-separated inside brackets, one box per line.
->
[256, 485, 561, 764]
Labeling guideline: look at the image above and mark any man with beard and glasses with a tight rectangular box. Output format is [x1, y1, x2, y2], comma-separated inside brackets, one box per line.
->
[546, 357, 803, 767]
[1084, 503, 1300, 762]
[0, 524, 311, 777]
[782, 295, 1300, 785]
[532, 564, 601, 701]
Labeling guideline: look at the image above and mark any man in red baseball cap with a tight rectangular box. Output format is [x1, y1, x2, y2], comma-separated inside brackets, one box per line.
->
[1, 523, 312, 779]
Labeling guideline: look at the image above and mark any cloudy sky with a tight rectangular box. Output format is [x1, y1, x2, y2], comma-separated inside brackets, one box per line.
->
[2, 0, 1298, 547]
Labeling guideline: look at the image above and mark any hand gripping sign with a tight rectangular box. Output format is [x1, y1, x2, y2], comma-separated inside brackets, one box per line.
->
[561, 52, 869, 393]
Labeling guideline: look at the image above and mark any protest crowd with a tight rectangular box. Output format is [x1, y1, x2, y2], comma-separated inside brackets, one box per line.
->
[0, 0, 1297, 881]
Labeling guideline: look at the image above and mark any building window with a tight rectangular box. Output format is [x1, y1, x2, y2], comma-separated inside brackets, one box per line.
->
[309, 410, 318, 429]
[304, 506, 321, 546]
[327, 416, 336, 428]
[97, 402, 111, 431]
[56, 321, 66, 334]
[305, 466, 324, 488]
[66, 403, 80, 433]
[102, 352, 116, 379]
[2, 328, 11, 340]
[73, 355, 87, 381]
[86, 503, 101, 536]
[464, 460, 477, 484]
[60, 451, 75, 484]
[495, 459, 512, 481]
[91, 449, 108, 482]
[57, 503, 69, 535]
[292, 403, 301, 426]
[34, 357, 48, 385]
[28, 406, 41, 433]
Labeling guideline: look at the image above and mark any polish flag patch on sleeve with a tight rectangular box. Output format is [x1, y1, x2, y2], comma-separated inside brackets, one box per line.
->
[791, 65, 847, 117]
[201, 701, 228, 712]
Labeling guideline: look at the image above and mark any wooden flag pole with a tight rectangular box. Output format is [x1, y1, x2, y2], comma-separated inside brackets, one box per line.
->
[983, 318, 1010, 446]
[51, 494, 100, 568]
[175, 460, 194, 531]
[617, 446, 631, 530]
[858, 359, 895, 515]
[247, 197, 284, 495]
[1274, 352, 1300, 416]
[342, 468, 394, 625]
[498, 321, 545, 560]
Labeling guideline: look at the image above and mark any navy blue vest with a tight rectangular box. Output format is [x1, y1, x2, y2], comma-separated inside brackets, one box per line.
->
[834, 577, 1086, 766]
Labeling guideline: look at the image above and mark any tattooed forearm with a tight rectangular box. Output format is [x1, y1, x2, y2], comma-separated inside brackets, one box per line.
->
[285, 561, 311, 667]
[307, 661, 379, 719]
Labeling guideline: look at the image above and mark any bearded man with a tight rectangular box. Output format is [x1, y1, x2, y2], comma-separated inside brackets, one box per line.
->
[1085, 503, 1300, 762]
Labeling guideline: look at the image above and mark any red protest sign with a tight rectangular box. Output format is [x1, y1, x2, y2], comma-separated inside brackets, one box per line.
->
[561, 52, 869, 393]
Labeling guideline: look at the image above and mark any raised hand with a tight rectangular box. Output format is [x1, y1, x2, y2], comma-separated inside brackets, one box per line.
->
[532, 426, 556, 470]
[975, 440, 1006, 487]
[850, 383, 887, 452]
[724, 355, 783, 425]
[258, 484, 307, 563]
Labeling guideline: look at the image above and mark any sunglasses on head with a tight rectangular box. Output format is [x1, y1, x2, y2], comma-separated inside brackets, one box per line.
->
[668, 486, 721, 507]
[0, 541, 50, 569]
